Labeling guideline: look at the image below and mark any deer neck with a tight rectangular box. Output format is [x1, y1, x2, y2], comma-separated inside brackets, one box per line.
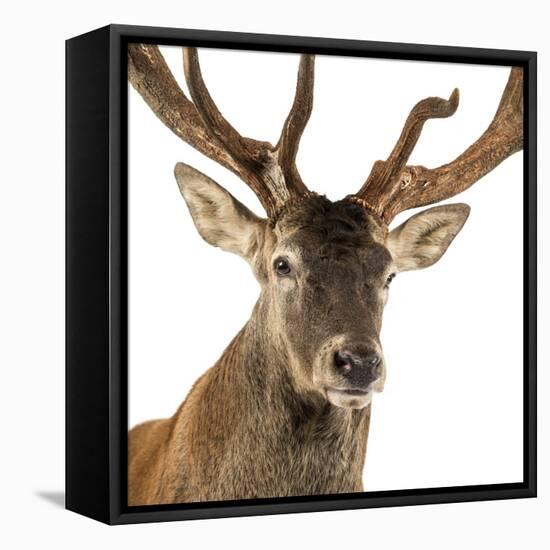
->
[217, 298, 371, 465]
[176, 298, 372, 500]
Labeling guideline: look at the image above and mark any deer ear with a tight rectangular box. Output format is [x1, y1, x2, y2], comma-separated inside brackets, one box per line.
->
[174, 162, 267, 261]
[386, 203, 470, 272]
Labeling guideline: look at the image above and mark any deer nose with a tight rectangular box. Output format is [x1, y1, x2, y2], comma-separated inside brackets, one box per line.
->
[334, 349, 382, 388]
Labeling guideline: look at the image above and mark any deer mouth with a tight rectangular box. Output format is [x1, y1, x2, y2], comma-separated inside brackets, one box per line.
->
[329, 388, 370, 396]
[325, 386, 375, 409]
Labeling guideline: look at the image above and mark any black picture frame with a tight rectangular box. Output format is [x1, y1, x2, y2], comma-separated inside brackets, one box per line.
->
[66, 24, 537, 525]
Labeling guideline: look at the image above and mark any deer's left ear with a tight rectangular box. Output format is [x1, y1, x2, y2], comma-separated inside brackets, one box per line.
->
[174, 162, 267, 262]
[386, 203, 470, 272]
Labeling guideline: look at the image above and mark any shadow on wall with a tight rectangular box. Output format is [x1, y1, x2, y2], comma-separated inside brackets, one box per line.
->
[35, 491, 65, 509]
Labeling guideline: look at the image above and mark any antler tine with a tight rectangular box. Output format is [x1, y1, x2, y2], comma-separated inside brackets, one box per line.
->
[276, 54, 315, 194]
[182, 47, 265, 166]
[350, 89, 460, 221]
[374, 90, 459, 189]
[351, 67, 523, 225]
[183, 47, 314, 207]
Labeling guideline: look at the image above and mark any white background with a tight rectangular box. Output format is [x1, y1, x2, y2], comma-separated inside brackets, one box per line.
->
[129, 50, 522, 491]
[0, 1, 547, 548]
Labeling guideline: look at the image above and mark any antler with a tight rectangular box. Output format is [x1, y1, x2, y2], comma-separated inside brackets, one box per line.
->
[128, 44, 315, 218]
[349, 67, 523, 224]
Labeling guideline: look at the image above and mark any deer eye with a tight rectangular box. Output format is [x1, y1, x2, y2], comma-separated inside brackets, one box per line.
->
[274, 258, 292, 276]
[385, 273, 396, 287]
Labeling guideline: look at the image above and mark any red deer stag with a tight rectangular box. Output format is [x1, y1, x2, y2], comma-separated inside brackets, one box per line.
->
[127, 45, 523, 505]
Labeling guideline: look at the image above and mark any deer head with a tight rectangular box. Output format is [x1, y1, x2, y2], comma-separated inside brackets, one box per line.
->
[128, 45, 523, 410]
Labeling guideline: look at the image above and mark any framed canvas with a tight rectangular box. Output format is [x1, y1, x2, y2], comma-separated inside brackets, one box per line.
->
[66, 24, 537, 525]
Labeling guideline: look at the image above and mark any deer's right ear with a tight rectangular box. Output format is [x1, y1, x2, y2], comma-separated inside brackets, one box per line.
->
[174, 162, 267, 262]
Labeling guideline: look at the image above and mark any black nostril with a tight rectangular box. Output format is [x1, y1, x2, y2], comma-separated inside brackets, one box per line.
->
[366, 353, 381, 367]
[334, 351, 353, 372]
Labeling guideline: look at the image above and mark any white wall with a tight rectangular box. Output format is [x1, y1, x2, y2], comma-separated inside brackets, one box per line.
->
[1, 1, 546, 548]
